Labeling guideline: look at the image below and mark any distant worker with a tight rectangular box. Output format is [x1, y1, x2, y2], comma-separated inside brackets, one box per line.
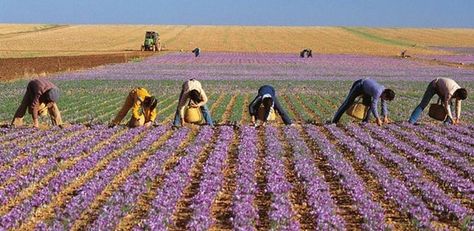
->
[331, 78, 395, 125]
[300, 49, 313, 58]
[408, 77, 467, 125]
[11, 79, 63, 128]
[400, 50, 410, 58]
[192, 48, 201, 57]
[173, 79, 213, 127]
[111, 87, 158, 128]
[249, 85, 293, 126]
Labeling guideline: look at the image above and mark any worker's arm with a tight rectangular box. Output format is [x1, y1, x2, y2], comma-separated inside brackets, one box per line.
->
[455, 99, 462, 124]
[444, 97, 454, 122]
[131, 97, 143, 120]
[149, 108, 158, 123]
[381, 99, 389, 123]
[30, 93, 41, 127]
[370, 97, 380, 120]
[178, 93, 189, 121]
[196, 90, 208, 107]
[248, 96, 260, 116]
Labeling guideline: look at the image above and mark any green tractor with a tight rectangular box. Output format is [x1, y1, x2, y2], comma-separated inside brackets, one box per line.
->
[141, 31, 161, 51]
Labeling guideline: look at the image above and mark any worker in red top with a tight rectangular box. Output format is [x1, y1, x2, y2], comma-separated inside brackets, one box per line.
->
[11, 79, 63, 128]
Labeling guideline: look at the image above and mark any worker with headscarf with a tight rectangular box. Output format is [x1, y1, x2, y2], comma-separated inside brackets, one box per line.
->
[249, 85, 293, 126]
[111, 87, 158, 127]
[173, 79, 213, 127]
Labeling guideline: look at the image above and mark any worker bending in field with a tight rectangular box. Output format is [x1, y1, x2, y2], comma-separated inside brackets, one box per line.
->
[408, 77, 467, 125]
[12, 79, 63, 128]
[249, 85, 293, 126]
[331, 78, 395, 125]
[192, 48, 201, 57]
[173, 79, 213, 127]
[111, 87, 158, 128]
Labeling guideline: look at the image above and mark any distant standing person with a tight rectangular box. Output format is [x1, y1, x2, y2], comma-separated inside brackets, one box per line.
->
[11, 79, 63, 128]
[192, 48, 201, 57]
[111, 87, 158, 128]
[331, 78, 395, 125]
[408, 77, 467, 125]
[249, 85, 293, 126]
[307, 49, 312, 57]
[173, 79, 213, 127]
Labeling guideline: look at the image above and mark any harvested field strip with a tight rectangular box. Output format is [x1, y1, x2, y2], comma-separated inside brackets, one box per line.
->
[342, 27, 416, 47]
[219, 94, 237, 124]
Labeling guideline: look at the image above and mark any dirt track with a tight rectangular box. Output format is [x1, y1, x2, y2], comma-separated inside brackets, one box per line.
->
[0, 51, 155, 81]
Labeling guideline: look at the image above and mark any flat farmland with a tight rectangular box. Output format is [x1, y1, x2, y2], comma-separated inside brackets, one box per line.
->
[1, 24, 474, 58]
[1, 22, 474, 231]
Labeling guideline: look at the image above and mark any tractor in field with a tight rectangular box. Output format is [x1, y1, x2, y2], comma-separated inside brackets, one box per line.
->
[141, 31, 161, 52]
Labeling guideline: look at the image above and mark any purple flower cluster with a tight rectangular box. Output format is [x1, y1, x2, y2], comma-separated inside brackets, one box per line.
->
[388, 124, 474, 180]
[51, 52, 474, 82]
[187, 126, 234, 230]
[231, 126, 259, 231]
[283, 126, 345, 230]
[304, 125, 387, 230]
[365, 124, 474, 200]
[360, 124, 473, 226]
[0, 125, 82, 184]
[0, 127, 110, 206]
[0, 128, 49, 166]
[263, 126, 300, 230]
[0, 126, 139, 230]
[325, 124, 434, 229]
[136, 126, 214, 230]
[88, 127, 190, 230]
[45, 126, 167, 230]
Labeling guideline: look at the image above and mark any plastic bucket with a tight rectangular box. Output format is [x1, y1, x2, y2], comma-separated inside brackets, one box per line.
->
[185, 107, 203, 123]
[257, 106, 276, 121]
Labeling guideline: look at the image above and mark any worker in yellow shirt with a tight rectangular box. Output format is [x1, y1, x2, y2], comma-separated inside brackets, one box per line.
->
[111, 87, 158, 127]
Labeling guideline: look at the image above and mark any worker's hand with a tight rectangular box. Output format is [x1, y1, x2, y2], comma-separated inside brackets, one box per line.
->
[189, 102, 199, 108]
[454, 118, 461, 125]
[180, 118, 186, 126]
[144, 121, 153, 127]
[376, 118, 383, 126]
[383, 117, 391, 124]
[251, 116, 256, 125]
[33, 119, 39, 128]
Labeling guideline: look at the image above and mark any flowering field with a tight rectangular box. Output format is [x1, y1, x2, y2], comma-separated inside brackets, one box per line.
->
[0, 52, 474, 230]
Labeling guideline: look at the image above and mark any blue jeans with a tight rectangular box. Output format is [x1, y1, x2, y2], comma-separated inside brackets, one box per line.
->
[408, 81, 452, 124]
[332, 80, 371, 123]
[173, 104, 213, 126]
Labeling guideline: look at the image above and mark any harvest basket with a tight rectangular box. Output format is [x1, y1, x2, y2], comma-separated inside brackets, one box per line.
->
[428, 103, 447, 121]
[346, 102, 368, 120]
[185, 107, 203, 123]
[257, 106, 276, 121]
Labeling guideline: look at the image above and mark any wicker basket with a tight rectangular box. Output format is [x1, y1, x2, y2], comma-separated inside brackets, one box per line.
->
[346, 102, 368, 120]
[428, 103, 447, 121]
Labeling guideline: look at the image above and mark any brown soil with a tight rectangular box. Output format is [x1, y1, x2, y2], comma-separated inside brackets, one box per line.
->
[0, 51, 155, 81]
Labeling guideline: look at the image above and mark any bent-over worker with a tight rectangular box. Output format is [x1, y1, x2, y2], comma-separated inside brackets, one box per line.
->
[249, 85, 293, 126]
[331, 78, 395, 125]
[173, 79, 213, 127]
[408, 77, 467, 125]
[111, 87, 158, 128]
[12, 79, 63, 128]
